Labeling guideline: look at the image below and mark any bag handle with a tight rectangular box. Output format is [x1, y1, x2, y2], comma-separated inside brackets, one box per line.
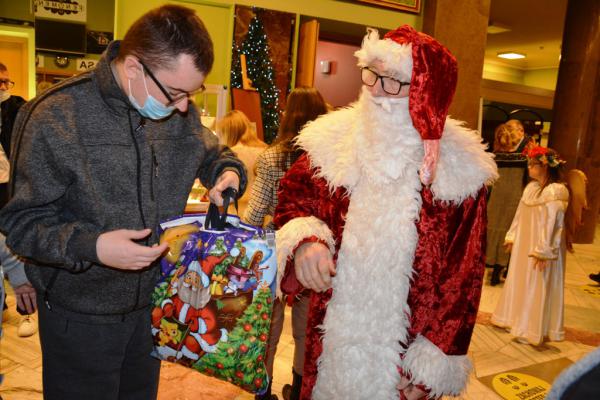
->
[205, 187, 238, 230]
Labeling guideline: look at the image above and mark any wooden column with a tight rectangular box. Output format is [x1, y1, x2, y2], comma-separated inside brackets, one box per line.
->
[422, 0, 491, 130]
[548, 0, 600, 243]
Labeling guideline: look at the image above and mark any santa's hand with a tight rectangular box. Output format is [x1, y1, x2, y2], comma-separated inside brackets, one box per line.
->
[209, 170, 240, 206]
[294, 242, 335, 292]
[397, 375, 429, 400]
[97, 229, 168, 270]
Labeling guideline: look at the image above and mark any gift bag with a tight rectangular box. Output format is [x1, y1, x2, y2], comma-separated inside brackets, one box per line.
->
[151, 197, 276, 395]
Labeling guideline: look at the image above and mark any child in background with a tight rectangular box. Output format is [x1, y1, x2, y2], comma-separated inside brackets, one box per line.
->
[1, 233, 38, 337]
[492, 146, 568, 345]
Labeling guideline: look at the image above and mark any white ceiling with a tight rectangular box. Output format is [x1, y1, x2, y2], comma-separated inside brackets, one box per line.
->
[485, 0, 568, 70]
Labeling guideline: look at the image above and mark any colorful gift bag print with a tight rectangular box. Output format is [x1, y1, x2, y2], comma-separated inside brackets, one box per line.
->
[151, 213, 276, 395]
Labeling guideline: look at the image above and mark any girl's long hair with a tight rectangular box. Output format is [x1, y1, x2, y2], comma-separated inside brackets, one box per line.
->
[216, 110, 267, 148]
[272, 87, 328, 168]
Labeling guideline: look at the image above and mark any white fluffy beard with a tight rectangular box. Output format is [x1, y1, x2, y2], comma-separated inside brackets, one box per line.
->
[312, 88, 424, 399]
[355, 87, 424, 184]
[179, 282, 211, 310]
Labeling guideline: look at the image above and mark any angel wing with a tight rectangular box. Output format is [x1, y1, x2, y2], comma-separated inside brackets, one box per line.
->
[565, 169, 588, 252]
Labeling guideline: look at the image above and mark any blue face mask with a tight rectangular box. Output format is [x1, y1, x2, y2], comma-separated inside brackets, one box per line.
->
[128, 69, 176, 120]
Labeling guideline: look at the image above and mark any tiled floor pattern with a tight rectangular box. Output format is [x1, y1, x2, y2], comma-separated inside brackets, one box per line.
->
[1, 225, 599, 399]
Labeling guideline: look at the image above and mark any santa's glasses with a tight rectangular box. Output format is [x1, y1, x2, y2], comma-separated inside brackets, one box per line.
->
[361, 67, 409, 95]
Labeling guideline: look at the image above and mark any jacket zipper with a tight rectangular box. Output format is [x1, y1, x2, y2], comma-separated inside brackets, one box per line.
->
[151, 143, 158, 202]
[127, 111, 147, 312]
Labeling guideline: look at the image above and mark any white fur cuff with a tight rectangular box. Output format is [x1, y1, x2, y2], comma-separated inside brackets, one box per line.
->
[401, 335, 472, 398]
[275, 216, 336, 297]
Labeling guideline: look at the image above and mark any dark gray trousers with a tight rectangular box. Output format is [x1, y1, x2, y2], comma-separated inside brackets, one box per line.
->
[37, 299, 160, 400]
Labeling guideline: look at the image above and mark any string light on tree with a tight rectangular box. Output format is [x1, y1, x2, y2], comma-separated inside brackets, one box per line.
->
[231, 9, 280, 143]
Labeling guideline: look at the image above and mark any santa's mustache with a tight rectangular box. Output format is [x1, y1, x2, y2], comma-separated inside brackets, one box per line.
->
[182, 282, 199, 291]
[362, 87, 408, 113]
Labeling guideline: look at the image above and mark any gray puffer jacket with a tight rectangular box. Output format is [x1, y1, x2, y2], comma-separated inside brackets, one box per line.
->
[0, 41, 246, 316]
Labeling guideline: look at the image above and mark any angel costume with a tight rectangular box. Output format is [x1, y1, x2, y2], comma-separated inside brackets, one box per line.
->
[491, 181, 569, 345]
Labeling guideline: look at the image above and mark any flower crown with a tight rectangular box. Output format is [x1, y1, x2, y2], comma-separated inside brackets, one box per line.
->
[523, 146, 566, 168]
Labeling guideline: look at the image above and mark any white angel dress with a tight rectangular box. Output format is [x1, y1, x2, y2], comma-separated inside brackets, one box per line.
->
[491, 181, 569, 345]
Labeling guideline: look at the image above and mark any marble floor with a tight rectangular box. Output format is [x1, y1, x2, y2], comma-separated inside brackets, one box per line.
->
[1, 226, 599, 400]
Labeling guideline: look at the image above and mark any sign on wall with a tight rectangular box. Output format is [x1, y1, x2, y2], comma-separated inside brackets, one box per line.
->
[76, 58, 98, 72]
[33, 0, 87, 23]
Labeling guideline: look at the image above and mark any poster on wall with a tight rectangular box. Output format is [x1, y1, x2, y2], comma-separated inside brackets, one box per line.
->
[33, 0, 87, 23]
[87, 31, 113, 54]
[353, 0, 421, 13]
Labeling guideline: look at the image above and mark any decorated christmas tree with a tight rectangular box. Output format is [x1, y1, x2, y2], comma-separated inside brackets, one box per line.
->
[238, 10, 280, 143]
[198, 287, 274, 394]
[230, 38, 243, 89]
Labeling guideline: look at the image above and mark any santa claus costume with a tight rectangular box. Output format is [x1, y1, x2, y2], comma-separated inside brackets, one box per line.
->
[274, 26, 497, 400]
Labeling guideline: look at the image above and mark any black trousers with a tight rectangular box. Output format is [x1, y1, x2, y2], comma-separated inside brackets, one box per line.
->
[37, 299, 160, 400]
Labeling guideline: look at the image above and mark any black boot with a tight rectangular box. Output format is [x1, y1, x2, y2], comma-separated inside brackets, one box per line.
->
[282, 370, 302, 400]
[255, 380, 278, 400]
[491, 264, 502, 286]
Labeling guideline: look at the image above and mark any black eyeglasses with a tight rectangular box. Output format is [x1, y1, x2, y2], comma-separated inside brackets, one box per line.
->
[138, 59, 205, 107]
[0, 79, 15, 89]
[361, 67, 409, 95]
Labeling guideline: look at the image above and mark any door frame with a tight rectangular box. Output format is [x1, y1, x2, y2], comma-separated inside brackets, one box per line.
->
[0, 24, 35, 100]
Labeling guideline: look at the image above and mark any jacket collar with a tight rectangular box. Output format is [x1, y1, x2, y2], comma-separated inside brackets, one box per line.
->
[92, 40, 133, 116]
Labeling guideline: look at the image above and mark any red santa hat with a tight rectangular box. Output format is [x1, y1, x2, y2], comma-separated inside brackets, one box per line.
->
[188, 260, 212, 288]
[355, 25, 458, 185]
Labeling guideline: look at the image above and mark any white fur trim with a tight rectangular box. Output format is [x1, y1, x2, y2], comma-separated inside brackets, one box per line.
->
[355, 28, 413, 82]
[401, 335, 472, 398]
[275, 216, 336, 298]
[312, 155, 421, 399]
[431, 119, 498, 203]
[296, 95, 498, 204]
[189, 331, 219, 353]
[181, 345, 201, 360]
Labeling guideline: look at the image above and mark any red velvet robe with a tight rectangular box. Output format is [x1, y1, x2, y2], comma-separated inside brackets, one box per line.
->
[274, 154, 487, 400]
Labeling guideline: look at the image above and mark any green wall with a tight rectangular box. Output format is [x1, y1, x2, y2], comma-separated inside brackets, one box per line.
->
[523, 68, 558, 91]
[483, 61, 559, 91]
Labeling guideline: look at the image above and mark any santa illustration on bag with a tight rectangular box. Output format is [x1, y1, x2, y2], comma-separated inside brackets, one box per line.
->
[152, 254, 228, 364]
[274, 25, 498, 400]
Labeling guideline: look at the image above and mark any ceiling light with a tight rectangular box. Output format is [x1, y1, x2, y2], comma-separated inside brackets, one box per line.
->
[487, 22, 511, 34]
[497, 52, 526, 60]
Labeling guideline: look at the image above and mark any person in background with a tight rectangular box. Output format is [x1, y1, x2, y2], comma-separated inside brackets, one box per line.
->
[492, 146, 568, 346]
[0, 62, 26, 207]
[486, 122, 528, 285]
[505, 118, 536, 152]
[0, 5, 245, 399]
[243, 87, 328, 400]
[0, 64, 35, 337]
[0, 234, 37, 337]
[216, 110, 267, 215]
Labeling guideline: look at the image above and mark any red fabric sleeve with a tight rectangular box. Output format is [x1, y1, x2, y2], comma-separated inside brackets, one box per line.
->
[407, 186, 488, 355]
[274, 154, 349, 295]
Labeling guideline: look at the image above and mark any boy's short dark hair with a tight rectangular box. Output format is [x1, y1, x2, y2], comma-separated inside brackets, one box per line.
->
[117, 5, 214, 74]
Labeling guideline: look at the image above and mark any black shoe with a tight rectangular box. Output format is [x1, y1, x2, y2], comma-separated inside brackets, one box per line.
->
[491, 265, 502, 286]
[589, 273, 600, 284]
[282, 384, 292, 400]
[282, 370, 302, 400]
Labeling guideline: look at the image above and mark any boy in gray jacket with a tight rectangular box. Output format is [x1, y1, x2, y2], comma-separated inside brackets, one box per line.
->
[0, 5, 246, 399]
